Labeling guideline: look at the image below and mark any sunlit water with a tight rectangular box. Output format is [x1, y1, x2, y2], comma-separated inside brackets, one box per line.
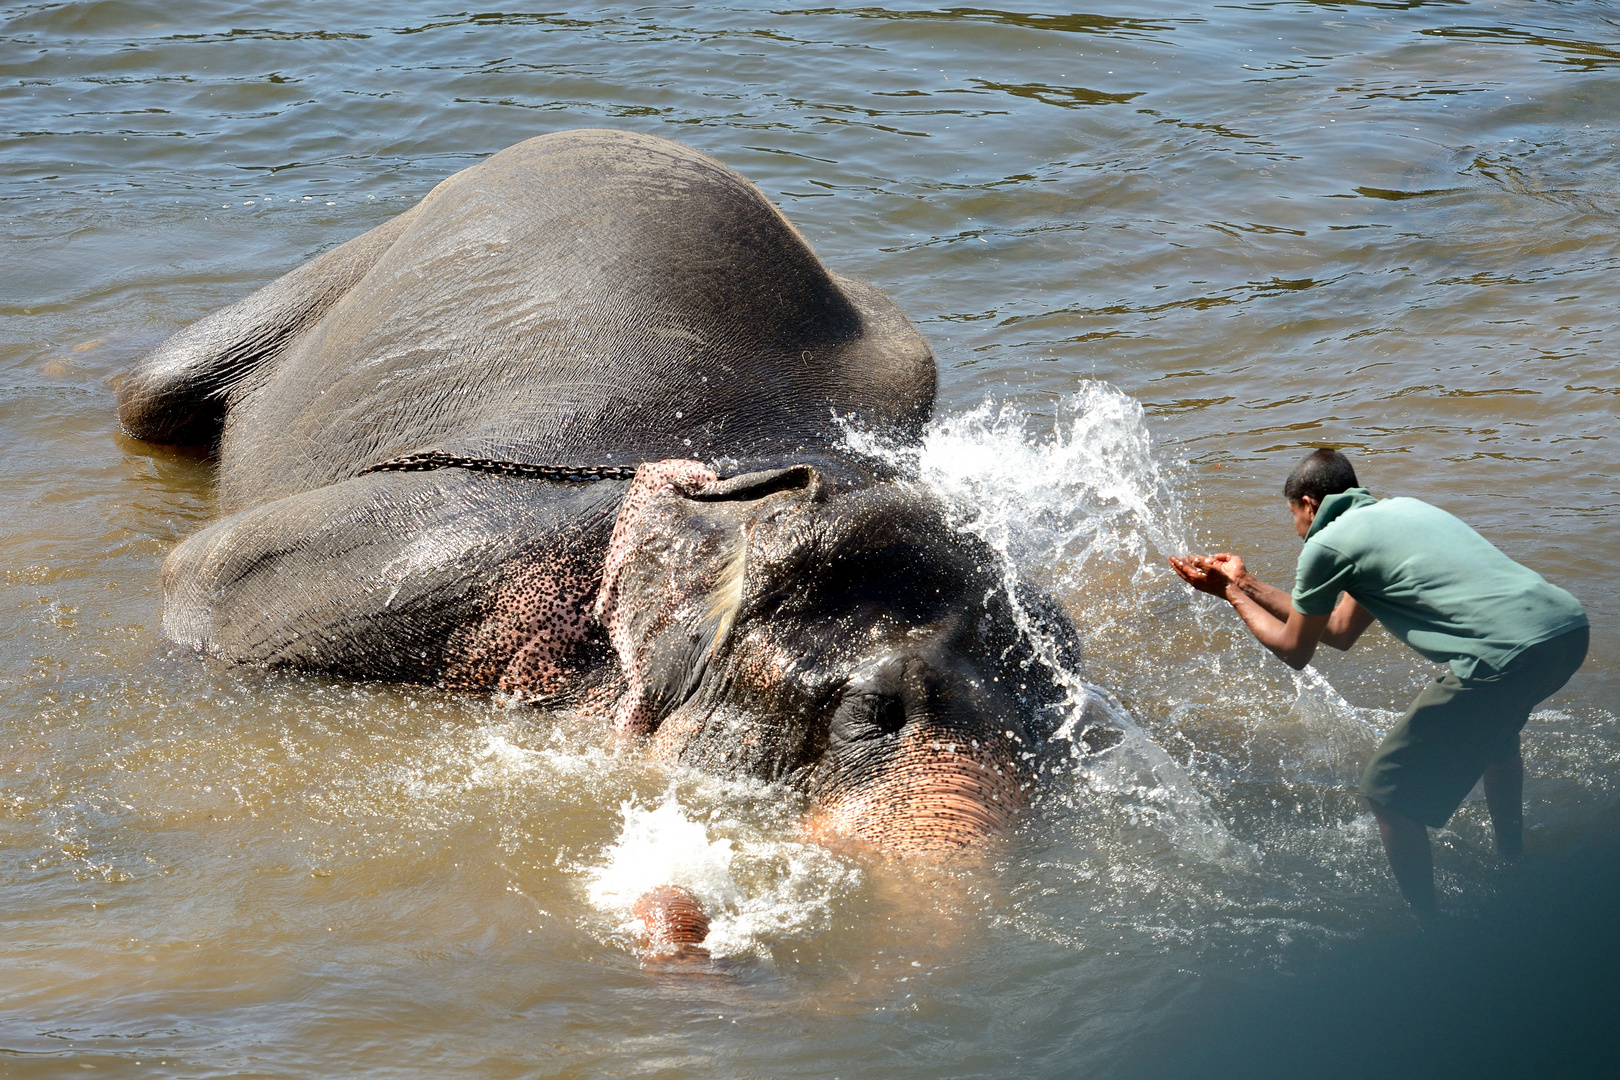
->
[2, 2, 1616, 1077]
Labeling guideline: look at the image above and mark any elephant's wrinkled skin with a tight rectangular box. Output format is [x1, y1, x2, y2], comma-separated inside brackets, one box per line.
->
[119, 129, 1079, 851]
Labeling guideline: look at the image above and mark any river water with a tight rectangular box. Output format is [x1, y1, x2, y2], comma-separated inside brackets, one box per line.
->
[2, 2, 1617, 1077]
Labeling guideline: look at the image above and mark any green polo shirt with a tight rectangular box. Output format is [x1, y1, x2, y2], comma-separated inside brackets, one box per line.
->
[1291, 488, 1587, 678]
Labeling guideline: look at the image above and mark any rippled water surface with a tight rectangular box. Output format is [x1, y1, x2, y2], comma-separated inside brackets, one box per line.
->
[3, 2, 1617, 1077]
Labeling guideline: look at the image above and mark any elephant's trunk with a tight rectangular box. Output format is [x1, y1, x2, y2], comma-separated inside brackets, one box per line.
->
[814, 735, 1027, 852]
[632, 884, 712, 958]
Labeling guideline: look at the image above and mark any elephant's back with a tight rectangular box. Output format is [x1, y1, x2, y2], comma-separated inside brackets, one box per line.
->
[219, 129, 933, 511]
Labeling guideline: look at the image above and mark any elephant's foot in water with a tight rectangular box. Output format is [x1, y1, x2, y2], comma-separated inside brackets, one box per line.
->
[632, 884, 712, 964]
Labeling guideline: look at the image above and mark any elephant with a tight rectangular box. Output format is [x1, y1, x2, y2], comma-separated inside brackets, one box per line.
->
[118, 128, 1086, 854]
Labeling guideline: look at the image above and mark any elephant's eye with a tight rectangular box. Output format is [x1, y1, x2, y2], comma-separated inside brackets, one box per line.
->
[830, 691, 909, 745]
[864, 694, 908, 735]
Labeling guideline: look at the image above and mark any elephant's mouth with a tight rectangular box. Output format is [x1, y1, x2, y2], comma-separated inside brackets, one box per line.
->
[809, 732, 1030, 853]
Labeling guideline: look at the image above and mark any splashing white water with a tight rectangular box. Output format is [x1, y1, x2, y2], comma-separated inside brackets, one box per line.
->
[845, 382, 1189, 587]
[846, 383, 1253, 866]
[584, 787, 861, 958]
[1277, 666, 1387, 782]
[586, 791, 742, 914]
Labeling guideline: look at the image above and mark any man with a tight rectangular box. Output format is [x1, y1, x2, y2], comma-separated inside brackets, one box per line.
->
[1170, 448, 1588, 915]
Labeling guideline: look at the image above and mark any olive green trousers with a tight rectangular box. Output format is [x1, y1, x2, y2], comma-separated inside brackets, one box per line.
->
[1360, 625, 1589, 828]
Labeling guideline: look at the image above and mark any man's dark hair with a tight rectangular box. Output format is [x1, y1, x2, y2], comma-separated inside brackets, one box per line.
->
[1284, 448, 1358, 504]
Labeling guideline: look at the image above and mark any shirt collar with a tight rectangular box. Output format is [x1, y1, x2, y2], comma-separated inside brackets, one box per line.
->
[1305, 487, 1376, 540]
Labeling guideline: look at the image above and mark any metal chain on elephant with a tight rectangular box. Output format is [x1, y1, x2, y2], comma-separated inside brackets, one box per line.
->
[358, 450, 640, 483]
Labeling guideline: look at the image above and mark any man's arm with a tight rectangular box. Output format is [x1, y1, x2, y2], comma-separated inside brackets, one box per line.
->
[1321, 593, 1376, 651]
[1169, 553, 1372, 668]
[1212, 554, 1293, 622]
[1216, 553, 1376, 652]
[1225, 588, 1330, 669]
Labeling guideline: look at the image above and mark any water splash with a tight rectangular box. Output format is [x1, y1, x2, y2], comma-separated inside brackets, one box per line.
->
[1274, 666, 1387, 782]
[586, 790, 742, 916]
[1058, 687, 1256, 868]
[845, 382, 1189, 586]
[845, 383, 1250, 866]
[583, 787, 861, 959]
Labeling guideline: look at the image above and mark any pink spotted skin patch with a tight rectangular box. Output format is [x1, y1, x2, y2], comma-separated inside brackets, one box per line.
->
[594, 459, 719, 736]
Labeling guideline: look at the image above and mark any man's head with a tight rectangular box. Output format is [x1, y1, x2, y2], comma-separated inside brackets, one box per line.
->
[1284, 448, 1358, 537]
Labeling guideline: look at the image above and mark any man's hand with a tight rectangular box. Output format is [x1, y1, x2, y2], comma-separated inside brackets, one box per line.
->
[1169, 554, 1236, 598]
[1170, 550, 1337, 669]
[1206, 552, 1247, 585]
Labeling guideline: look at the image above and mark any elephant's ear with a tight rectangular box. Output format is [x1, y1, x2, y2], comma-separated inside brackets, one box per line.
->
[683, 466, 832, 661]
[689, 465, 824, 503]
[595, 460, 829, 739]
[595, 460, 824, 637]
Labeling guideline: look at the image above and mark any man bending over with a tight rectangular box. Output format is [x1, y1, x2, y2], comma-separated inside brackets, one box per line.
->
[1170, 449, 1588, 915]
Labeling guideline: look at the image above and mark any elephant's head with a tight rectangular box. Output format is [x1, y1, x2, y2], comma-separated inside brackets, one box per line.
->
[594, 458, 1077, 853]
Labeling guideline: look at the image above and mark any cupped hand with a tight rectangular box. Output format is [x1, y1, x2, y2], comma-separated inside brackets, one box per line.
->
[1207, 552, 1247, 584]
[1169, 554, 1235, 597]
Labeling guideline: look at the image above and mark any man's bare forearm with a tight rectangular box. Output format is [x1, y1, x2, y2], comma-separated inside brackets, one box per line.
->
[1224, 584, 1286, 652]
[1229, 569, 1294, 622]
[1224, 584, 1325, 670]
[1169, 552, 1328, 669]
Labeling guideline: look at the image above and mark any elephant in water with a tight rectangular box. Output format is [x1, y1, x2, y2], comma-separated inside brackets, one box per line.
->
[119, 129, 1083, 855]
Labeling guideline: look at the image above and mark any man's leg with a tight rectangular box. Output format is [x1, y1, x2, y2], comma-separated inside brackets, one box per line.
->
[1368, 798, 1436, 914]
[1483, 754, 1524, 859]
[1476, 625, 1588, 861]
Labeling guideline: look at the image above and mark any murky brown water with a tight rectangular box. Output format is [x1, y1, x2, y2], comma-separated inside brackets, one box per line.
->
[2, 2, 1616, 1077]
